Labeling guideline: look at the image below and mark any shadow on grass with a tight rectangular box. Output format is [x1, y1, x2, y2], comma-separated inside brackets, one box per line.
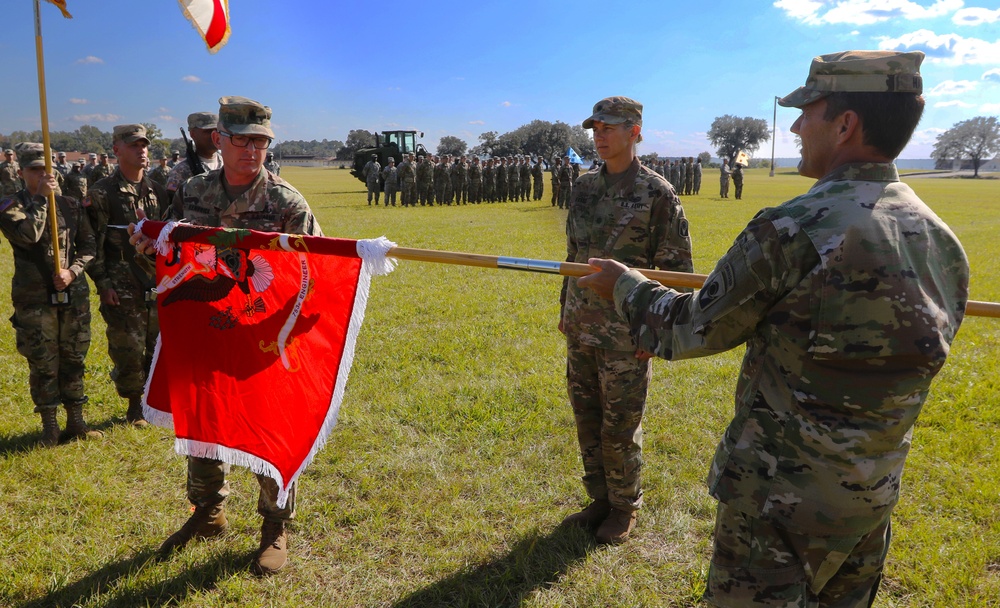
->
[391, 523, 594, 608]
[18, 547, 251, 608]
[0, 431, 42, 457]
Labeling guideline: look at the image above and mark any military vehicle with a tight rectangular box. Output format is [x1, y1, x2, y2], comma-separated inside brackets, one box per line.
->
[350, 130, 428, 184]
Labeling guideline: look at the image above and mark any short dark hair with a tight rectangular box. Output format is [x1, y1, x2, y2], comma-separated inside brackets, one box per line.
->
[822, 92, 924, 159]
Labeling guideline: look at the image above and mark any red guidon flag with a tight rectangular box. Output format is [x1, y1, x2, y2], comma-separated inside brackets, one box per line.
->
[44, 0, 72, 18]
[177, 0, 231, 53]
[139, 221, 396, 507]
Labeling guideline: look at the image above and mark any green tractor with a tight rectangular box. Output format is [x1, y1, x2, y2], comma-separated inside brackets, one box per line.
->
[350, 130, 428, 183]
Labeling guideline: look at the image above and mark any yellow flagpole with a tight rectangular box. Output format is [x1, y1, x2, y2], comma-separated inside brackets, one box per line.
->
[33, 0, 63, 281]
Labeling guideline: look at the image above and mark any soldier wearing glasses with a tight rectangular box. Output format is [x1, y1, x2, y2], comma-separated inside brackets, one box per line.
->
[157, 96, 322, 576]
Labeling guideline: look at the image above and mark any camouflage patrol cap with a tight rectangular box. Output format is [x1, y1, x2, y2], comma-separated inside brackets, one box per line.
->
[3, 149, 12, 155]
[112, 124, 150, 144]
[582, 96, 642, 129]
[57, 151, 66, 157]
[218, 96, 274, 137]
[778, 50, 924, 108]
[187, 112, 218, 130]
[89, 152, 97, 159]
[14, 142, 46, 168]
[171, 150, 180, 156]
[387, 156, 394, 162]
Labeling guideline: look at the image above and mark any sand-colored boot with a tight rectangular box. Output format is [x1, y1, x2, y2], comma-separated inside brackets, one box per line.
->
[561, 498, 611, 531]
[126, 396, 148, 428]
[61, 402, 103, 442]
[252, 519, 288, 576]
[595, 508, 637, 545]
[158, 504, 228, 556]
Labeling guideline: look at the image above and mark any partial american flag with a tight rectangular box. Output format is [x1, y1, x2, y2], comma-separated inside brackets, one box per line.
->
[178, 0, 231, 53]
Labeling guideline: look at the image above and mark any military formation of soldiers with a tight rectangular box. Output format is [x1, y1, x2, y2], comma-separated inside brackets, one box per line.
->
[645, 157, 703, 196]
[366, 152, 551, 207]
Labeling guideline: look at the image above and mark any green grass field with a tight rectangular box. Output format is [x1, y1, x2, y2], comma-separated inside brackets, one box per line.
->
[0, 166, 998, 607]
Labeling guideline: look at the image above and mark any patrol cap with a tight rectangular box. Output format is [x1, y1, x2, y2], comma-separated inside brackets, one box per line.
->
[100, 153, 109, 158]
[582, 96, 643, 129]
[187, 112, 218, 130]
[3, 149, 12, 155]
[57, 151, 66, 157]
[113, 123, 150, 144]
[89, 152, 97, 159]
[387, 156, 394, 162]
[171, 150, 180, 156]
[218, 96, 274, 137]
[778, 50, 925, 108]
[14, 142, 46, 168]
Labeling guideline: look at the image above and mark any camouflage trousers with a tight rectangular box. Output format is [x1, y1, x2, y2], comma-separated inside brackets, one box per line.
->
[483, 182, 494, 203]
[495, 181, 507, 202]
[703, 502, 889, 607]
[366, 179, 380, 204]
[401, 179, 416, 207]
[100, 291, 158, 399]
[418, 182, 433, 206]
[693, 175, 702, 194]
[720, 177, 730, 198]
[566, 340, 650, 512]
[11, 298, 91, 411]
[733, 177, 744, 200]
[384, 183, 397, 206]
[551, 180, 560, 205]
[521, 179, 531, 201]
[186, 456, 296, 521]
[533, 177, 544, 200]
[558, 182, 572, 209]
[468, 180, 481, 204]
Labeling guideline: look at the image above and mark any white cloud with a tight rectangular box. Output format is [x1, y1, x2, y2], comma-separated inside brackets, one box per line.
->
[181, 75, 201, 83]
[69, 98, 87, 104]
[953, 7, 1000, 25]
[468, 120, 485, 125]
[927, 79, 979, 95]
[500, 101, 512, 107]
[851, 30, 861, 35]
[983, 68, 1000, 82]
[774, 0, 963, 26]
[934, 99, 975, 107]
[981, 103, 1000, 112]
[157, 115, 175, 122]
[75, 55, 103, 64]
[72, 113, 121, 122]
[878, 29, 1000, 64]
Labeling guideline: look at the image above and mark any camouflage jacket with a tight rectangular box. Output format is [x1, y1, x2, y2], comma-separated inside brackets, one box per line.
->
[0, 189, 95, 305]
[166, 153, 223, 192]
[363, 160, 381, 185]
[531, 162, 544, 181]
[173, 167, 323, 236]
[63, 171, 88, 201]
[397, 160, 415, 183]
[612, 162, 970, 537]
[520, 162, 531, 183]
[54, 162, 72, 176]
[561, 157, 693, 351]
[85, 168, 169, 293]
[416, 159, 434, 184]
[88, 163, 113, 185]
[450, 161, 467, 185]
[494, 164, 507, 185]
[381, 165, 398, 189]
[0, 160, 20, 196]
[263, 160, 280, 175]
[558, 163, 573, 185]
[467, 162, 482, 183]
[433, 162, 448, 186]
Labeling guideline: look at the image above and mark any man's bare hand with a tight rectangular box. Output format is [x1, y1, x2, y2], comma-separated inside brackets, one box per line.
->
[577, 258, 629, 300]
[53, 268, 74, 291]
[128, 208, 157, 255]
[100, 287, 120, 306]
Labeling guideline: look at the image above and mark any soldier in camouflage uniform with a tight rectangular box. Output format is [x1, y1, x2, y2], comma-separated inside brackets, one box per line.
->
[531, 157, 544, 201]
[482, 158, 495, 203]
[560, 97, 693, 545]
[731, 160, 744, 200]
[85, 125, 169, 427]
[0, 149, 21, 196]
[146, 97, 323, 577]
[519, 156, 532, 201]
[550, 157, 560, 206]
[450, 155, 467, 205]
[54, 152, 71, 177]
[693, 158, 702, 194]
[684, 156, 695, 195]
[89, 153, 113, 185]
[579, 51, 969, 607]
[264, 151, 280, 175]
[557, 156, 573, 209]
[433, 155, 448, 205]
[63, 162, 88, 201]
[148, 156, 170, 187]
[381, 157, 398, 206]
[506, 156, 519, 202]
[0, 142, 100, 447]
[167, 112, 223, 193]
[495, 157, 508, 203]
[363, 153, 381, 205]
[167, 150, 181, 168]
[82, 152, 98, 182]
[416, 154, 433, 206]
[468, 156, 482, 203]
[719, 158, 731, 198]
[398, 153, 416, 207]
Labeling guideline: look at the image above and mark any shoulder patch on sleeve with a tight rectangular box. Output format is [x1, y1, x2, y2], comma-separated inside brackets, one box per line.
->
[0, 197, 14, 213]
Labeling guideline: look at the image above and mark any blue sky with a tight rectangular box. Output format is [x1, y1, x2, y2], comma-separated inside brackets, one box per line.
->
[3, 0, 998, 160]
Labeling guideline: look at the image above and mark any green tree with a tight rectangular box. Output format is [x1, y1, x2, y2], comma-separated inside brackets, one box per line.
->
[707, 115, 770, 165]
[338, 129, 375, 160]
[437, 135, 468, 156]
[698, 151, 712, 165]
[932, 116, 1000, 178]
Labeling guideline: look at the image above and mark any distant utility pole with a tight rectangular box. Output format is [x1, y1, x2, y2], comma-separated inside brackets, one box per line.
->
[770, 96, 778, 177]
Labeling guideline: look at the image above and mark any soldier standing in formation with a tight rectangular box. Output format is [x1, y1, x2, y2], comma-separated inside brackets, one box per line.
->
[433, 155, 449, 205]
[148, 156, 170, 187]
[560, 97, 693, 545]
[719, 158, 731, 198]
[519, 155, 531, 201]
[363, 153, 381, 205]
[0, 142, 101, 447]
[398, 153, 416, 207]
[550, 157, 560, 206]
[54, 151, 71, 176]
[482, 158, 495, 203]
[139, 96, 323, 577]
[507, 156, 519, 202]
[693, 158, 702, 194]
[494, 157, 507, 203]
[1, 149, 22, 196]
[557, 156, 573, 209]
[450, 155, 467, 205]
[264, 151, 280, 175]
[82, 152, 98, 181]
[167, 112, 223, 193]
[468, 156, 482, 204]
[381, 157, 398, 206]
[416, 154, 433, 206]
[85, 124, 169, 427]
[63, 161, 88, 201]
[89, 153, 113, 185]
[578, 51, 967, 606]
[684, 157, 695, 195]
[167, 150, 181, 168]
[732, 160, 744, 200]
[531, 157, 544, 201]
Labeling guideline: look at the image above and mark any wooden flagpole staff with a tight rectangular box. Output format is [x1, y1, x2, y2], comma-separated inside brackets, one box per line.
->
[387, 246, 1000, 319]
[33, 0, 62, 283]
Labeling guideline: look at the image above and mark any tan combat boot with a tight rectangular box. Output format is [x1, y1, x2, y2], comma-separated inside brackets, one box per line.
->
[561, 498, 611, 531]
[158, 504, 228, 556]
[126, 396, 148, 428]
[596, 508, 637, 545]
[39, 408, 60, 447]
[61, 402, 103, 442]
[252, 519, 288, 576]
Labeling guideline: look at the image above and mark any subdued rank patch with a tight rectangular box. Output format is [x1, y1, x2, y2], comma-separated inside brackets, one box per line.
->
[698, 262, 735, 310]
[679, 218, 689, 238]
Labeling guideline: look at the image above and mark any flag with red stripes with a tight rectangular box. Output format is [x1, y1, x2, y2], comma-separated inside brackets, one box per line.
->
[178, 0, 231, 53]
